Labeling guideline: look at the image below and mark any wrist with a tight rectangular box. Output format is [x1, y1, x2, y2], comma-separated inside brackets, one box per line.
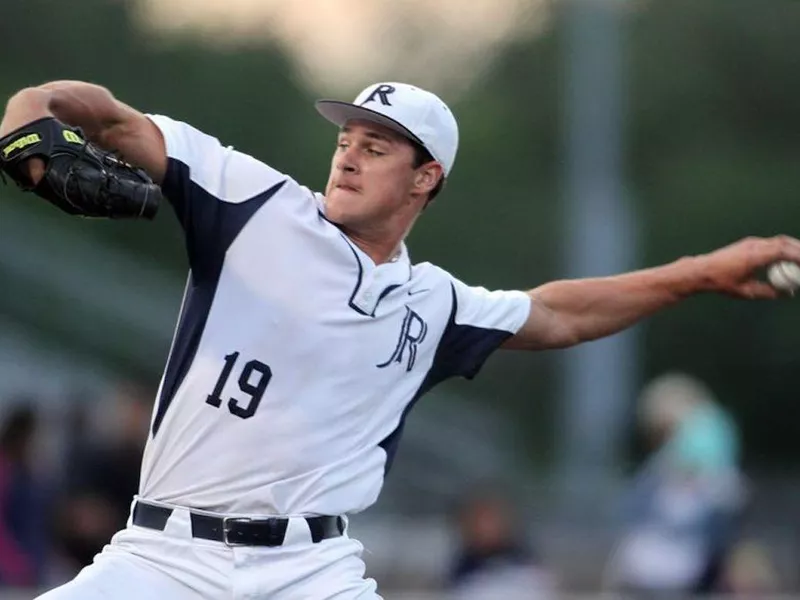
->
[668, 255, 712, 297]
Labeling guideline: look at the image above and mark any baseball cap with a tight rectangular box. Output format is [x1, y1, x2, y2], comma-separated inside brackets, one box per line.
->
[315, 82, 459, 177]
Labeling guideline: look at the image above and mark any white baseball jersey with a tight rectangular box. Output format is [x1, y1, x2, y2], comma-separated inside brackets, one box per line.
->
[138, 115, 531, 517]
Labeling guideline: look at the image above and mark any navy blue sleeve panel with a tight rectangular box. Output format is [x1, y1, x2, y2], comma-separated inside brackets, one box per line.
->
[150, 174, 285, 436]
[160, 157, 286, 283]
[437, 284, 517, 380]
[146, 114, 290, 280]
[159, 156, 195, 228]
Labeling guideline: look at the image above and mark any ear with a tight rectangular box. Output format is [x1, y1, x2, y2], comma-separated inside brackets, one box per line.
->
[413, 162, 443, 196]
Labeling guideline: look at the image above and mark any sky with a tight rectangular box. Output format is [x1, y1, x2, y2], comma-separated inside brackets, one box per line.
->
[133, 0, 550, 97]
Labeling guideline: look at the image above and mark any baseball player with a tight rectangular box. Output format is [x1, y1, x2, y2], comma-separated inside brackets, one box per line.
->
[0, 80, 798, 599]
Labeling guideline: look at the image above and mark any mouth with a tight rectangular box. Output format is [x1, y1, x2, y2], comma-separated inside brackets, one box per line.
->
[335, 183, 360, 193]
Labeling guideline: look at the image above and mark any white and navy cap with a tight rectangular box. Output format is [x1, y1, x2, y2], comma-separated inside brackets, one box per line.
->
[316, 82, 459, 177]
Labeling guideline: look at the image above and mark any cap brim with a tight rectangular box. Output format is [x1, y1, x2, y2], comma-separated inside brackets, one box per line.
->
[315, 100, 425, 148]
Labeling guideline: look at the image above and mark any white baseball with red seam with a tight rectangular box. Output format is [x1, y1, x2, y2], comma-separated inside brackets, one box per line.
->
[767, 261, 800, 292]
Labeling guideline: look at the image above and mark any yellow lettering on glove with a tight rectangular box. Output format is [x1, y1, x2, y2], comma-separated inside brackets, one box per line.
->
[62, 130, 83, 144]
[2, 134, 42, 158]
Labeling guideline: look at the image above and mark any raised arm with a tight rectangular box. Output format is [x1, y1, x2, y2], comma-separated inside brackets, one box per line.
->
[505, 235, 800, 351]
[0, 81, 166, 184]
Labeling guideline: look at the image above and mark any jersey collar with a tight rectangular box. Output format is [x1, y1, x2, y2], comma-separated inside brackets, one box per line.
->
[345, 238, 412, 317]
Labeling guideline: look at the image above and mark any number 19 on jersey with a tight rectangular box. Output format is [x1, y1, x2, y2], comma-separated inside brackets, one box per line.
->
[205, 352, 272, 419]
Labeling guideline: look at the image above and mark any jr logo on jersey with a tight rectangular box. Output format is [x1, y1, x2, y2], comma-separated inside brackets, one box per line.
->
[377, 306, 428, 372]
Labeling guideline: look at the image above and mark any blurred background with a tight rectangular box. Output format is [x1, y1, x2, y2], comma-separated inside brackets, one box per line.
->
[0, 0, 798, 598]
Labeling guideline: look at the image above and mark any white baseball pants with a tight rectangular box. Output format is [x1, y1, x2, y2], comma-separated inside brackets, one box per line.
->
[36, 499, 381, 600]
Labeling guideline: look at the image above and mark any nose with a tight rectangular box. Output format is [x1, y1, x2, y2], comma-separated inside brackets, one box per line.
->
[337, 146, 359, 174]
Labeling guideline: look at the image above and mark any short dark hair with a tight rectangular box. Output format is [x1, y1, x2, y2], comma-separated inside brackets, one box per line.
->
[411, 142, 445, 204]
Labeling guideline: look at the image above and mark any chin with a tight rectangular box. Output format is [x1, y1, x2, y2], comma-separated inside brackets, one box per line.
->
[324, 206, 345, 225]
[322, 201, 349, 226]
[324, 191, 359, 225]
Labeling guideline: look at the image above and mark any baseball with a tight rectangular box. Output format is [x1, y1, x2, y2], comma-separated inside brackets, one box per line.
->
[767, 261, 800, 292]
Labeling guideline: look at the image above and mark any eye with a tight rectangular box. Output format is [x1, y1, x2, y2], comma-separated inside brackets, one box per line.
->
[367, 148, 386, 157]
[336, 141, 349, 151]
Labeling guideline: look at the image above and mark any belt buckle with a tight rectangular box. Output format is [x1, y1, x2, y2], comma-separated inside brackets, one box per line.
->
[222, 516, 252, 547]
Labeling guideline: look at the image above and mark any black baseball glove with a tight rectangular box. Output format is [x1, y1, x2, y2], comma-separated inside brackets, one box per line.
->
[0, 116, 160, 219]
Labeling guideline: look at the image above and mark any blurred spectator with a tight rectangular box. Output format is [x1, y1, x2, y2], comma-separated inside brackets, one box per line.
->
[605, 372, 747, 597]
[0, 401, 50, 587]
[52, 381, 153, 572]
[447, 486, 554, 600]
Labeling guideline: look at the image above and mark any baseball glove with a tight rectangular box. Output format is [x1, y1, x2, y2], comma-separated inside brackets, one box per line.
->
[0, 116, 160, 219]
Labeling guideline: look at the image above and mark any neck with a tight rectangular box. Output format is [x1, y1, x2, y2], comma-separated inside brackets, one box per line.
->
[328, 195, 424, 264]
[342, 226, 404, 265]
[342, 207, 420, 264]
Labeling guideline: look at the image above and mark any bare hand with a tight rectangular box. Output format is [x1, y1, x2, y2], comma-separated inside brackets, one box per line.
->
[700, 235, 800, 299]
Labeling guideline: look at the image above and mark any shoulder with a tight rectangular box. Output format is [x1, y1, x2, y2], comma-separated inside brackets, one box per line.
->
[409, 264, 529, 380]
[413, 262, 530, 331]
[411, 261, 455, 288]
[411, 262, 526, 301]
[145, 114, 317, 207]
[407, 262, 457, 307]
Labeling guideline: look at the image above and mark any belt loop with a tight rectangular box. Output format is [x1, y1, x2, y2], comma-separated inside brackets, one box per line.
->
[307, 517, 324, 543]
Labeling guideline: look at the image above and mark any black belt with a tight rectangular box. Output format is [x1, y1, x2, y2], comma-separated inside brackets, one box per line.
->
[132, 500, 344, 547]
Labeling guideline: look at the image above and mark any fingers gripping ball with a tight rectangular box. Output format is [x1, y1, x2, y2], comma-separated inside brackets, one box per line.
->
[0, 117, 160, 219]
[767, 261, 800, 294]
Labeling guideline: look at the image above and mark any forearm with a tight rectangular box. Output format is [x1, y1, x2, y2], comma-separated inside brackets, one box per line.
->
[529, 256, 709, 347]
[0, 81, 164, 185]
[0, 81, 123, 144]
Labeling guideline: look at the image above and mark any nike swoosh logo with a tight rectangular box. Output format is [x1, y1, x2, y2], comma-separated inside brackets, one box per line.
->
[407, 289, 430, 296]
